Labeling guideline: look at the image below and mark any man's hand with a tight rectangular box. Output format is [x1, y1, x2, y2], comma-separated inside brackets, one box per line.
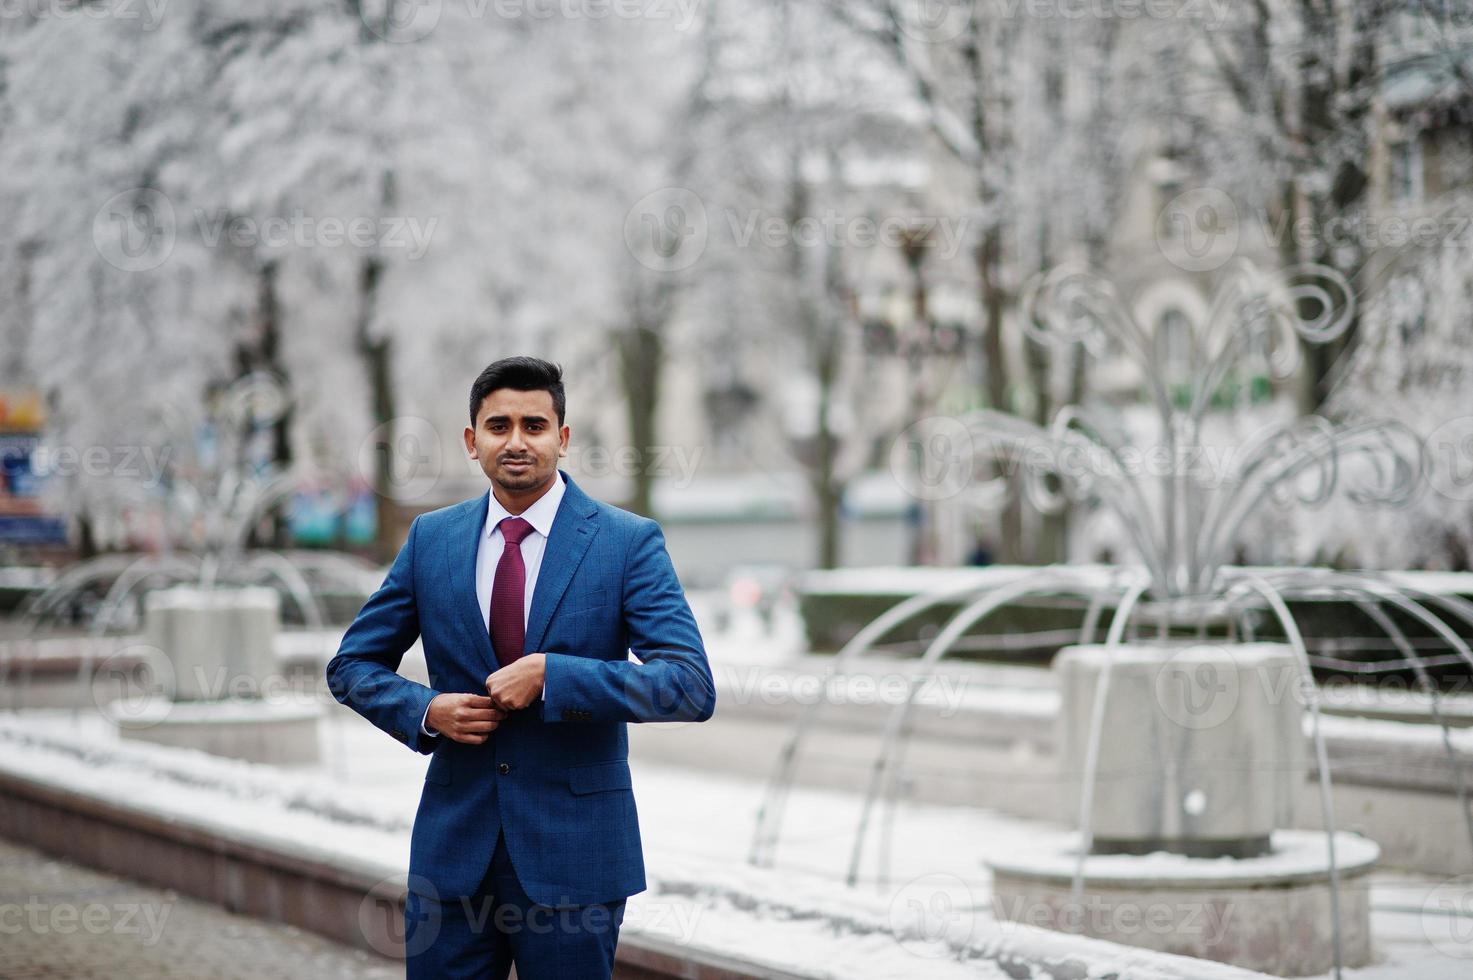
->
[485, 653, 546, 712]
[425, 693, 507, 745]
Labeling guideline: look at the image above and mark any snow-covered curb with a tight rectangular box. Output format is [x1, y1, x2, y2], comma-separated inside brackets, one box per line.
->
[0, 714, 1277, 979]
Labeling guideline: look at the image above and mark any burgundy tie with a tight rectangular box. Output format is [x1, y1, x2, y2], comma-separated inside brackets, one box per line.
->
[490, 517, 535, 666]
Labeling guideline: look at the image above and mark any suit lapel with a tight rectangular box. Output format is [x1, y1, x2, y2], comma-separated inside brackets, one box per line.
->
[446, 472, 602, 677]
[525, 472, 600, 655]
[447, 490, 498, 675]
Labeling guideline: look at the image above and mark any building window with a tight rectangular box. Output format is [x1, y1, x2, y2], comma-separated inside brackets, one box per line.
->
[704, 380, 760, 461]
[1155, 308, 1193, 373]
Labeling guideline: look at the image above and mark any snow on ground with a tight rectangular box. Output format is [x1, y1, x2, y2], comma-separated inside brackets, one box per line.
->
[3, 600, 1471, 976]
[1, 708, 1469, 977]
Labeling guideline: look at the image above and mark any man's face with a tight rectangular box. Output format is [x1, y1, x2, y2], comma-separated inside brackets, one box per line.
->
[464, 388, 569, 495]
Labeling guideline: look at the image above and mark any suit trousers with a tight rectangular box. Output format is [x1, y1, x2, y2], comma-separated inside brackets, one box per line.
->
[404, 829, 626, 980]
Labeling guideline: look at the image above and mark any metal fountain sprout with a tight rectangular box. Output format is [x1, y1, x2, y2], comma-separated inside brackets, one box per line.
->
[748, 260, 1471, 979]
[5, 372, 375, 710]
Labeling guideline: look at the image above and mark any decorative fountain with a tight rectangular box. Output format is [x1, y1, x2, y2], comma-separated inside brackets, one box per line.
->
[5, 372, 377, 765]
[750, 261, 1473, 977]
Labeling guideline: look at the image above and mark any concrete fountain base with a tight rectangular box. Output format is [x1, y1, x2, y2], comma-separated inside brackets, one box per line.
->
[1055, 641, 1307, 856]
[111, 586, 322, 765]
[1029, 640, 1377, 973]
[113, 699, 322, 766]
[987, 829, 1379, 976]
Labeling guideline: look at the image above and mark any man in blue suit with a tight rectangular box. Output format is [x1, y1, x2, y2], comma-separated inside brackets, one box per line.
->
[326, 356, 716, 979]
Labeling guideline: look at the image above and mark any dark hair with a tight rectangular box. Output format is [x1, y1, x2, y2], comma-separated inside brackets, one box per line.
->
[468, 356, 566, 427]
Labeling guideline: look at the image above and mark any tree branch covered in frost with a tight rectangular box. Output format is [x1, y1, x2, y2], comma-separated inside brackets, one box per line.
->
[0, 0, 704, 541]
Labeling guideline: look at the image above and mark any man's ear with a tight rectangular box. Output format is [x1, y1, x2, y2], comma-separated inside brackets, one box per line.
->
[464, 426, 476, 457]
[558, 425, 570, 457]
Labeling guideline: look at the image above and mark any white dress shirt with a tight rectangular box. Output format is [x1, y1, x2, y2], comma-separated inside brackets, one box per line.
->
[421, 472, 567, 737]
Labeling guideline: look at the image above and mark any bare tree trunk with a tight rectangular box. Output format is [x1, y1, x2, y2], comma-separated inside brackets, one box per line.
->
[235, 260, 293, 549]
[788, 161, 846, 570]
[616, 313, 663, 517]
[813, 394, 842, 569]
[977, 226, 1022, 564]
[964, 8, 1022, 565]
[355, 255, 397, 561]
[76, 513, 98, 561]
[811, 301, 843, 570]
[1220, 0, 1378, 415]
[1025, 288, 1055, 560]
[606, 17, 716, 521]
[353, 172, 399, 560]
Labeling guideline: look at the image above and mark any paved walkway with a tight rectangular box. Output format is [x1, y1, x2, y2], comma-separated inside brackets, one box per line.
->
[0, 836, 401, 979]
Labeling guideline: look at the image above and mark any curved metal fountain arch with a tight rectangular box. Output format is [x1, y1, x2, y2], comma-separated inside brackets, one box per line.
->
[1212, 568, 1473, 976]
[1222, 565, 1473, 849]
[748, 262, 1473, 980]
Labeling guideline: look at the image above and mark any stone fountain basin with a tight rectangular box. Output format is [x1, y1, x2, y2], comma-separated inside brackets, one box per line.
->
[988, 829, 1380, 976]
[989, 827, 1379, 887]
[109, 698, 322, 766]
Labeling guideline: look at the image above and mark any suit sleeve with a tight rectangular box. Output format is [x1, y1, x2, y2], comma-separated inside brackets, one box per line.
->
[541, 518, 716, 724]
[325, 516, 441, 753]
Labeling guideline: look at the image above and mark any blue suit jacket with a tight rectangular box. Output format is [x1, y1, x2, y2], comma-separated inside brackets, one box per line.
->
[325, 470, 716, 907]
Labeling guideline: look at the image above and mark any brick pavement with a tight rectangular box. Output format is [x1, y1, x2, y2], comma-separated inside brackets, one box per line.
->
[0, 836, 401, 980]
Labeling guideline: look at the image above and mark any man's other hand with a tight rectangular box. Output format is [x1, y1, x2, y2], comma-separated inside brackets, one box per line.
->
[425, 694, 507, 745]
[485, 653, 547, 712]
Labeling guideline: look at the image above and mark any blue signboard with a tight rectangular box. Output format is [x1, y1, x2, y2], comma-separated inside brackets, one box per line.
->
[0, 430, 68, 546]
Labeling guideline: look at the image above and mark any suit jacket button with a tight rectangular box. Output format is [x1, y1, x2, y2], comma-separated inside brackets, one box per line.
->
[498, 763, 511, 775]
[392, 729, 406, 741]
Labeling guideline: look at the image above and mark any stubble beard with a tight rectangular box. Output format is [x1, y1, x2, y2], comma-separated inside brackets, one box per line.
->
[495, 456, 548, 493]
